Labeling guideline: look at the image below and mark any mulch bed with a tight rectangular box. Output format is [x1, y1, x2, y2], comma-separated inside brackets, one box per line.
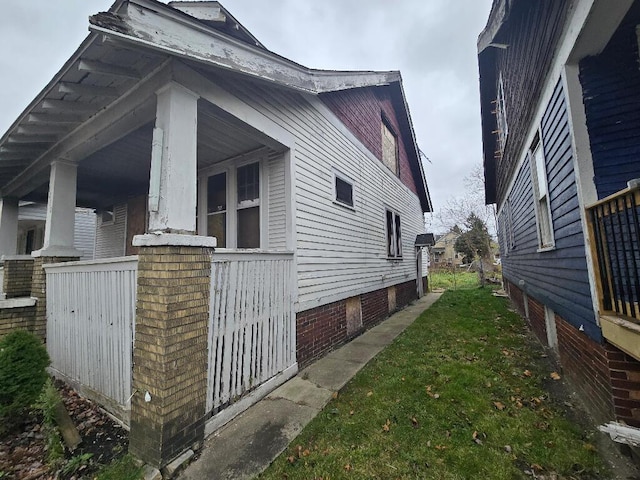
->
[0, 379, 129, 479]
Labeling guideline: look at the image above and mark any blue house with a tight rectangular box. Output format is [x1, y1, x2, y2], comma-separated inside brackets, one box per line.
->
[479, 0, 640, 435]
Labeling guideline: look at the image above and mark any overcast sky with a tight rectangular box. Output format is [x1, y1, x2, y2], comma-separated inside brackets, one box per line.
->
[0, 1, 492, 230]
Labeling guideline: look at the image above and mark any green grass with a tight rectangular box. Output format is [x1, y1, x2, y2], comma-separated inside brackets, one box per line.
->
[259, 288, 607, 480]
[93, 454, 143, 480]
[429, 270, 479, 290]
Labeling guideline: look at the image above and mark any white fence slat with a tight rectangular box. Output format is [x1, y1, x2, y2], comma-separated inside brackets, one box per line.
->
[207, 251, 295, 414]
[45, 257, 137, 408]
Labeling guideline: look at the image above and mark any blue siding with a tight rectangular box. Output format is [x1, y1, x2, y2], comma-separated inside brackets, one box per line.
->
[502, 81, 600, 341]
[579, 4, 640, 199]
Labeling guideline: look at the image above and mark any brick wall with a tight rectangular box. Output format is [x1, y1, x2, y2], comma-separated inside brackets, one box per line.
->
[296, 280, 418, 367]
[526, 295, 548, 348]
[3, 258, 34, 298]
[320, 87, 418, 195]
[605, 342, 640, 428]
[556, 315, 614, 424]
[129, 245, 212, 467]
[0, 305, 36, 339]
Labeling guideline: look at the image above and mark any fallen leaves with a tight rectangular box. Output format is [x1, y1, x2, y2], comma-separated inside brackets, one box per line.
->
[550, 372, 561, 380]
[426, 385, 440, 399]
[494, 401, 506, 411]
[382, 419, 391, 432]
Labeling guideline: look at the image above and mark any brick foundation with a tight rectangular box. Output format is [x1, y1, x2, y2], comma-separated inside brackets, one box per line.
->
[296, 279, 418, 367]
[0, 304, 36, 339]
[3, 257, 34, 298]
[129, 245, 213, 468]
[504, 279, 640, 427]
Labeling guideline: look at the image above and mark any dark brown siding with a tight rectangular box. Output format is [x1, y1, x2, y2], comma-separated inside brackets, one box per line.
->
[320, 87, 419, 195]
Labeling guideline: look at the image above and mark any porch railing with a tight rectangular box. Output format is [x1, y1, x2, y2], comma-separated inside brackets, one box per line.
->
[44, 257, 138, 415]
[587, 184, 640, 321]
[0, 266, 3, 296]
[206, 251, 296, 415]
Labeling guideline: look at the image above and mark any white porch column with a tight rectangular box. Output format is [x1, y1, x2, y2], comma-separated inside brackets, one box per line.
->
[0, 197, 19, 258]
[148, 82, 199, 233]
[39, 161, 81, 257]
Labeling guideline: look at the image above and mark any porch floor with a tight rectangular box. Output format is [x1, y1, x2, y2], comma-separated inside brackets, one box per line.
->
[179, 293, 442, 480]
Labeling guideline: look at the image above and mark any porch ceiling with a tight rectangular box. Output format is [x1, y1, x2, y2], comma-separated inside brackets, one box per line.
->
[20, 102, 276, 209]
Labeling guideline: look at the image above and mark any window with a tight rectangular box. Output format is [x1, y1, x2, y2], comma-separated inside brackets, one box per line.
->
[334, 172, 354, 208]
[496, 73, 508, 152]
[236, 162, 260, 249]
[386, 209, 402, 258]
[204, 161, 261, 249]
[501, 198, 514, 255]
[530, 139, 554, 249]
[101, 206, 115, 225]
[381, 118, 398, 175]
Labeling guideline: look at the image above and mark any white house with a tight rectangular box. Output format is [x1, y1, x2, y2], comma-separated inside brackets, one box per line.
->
[0, 0, 432, 467]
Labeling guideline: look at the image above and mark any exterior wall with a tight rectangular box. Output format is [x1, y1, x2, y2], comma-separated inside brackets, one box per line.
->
[73, 208, 97, 259]
[296, 279, 417, 367]
[579, 4, 640, 199]
[3, 258, 33, 298]
[491, 0, 571, 206]
[499, 80, 598, 340]
[94, 203, 127, 259]
[319, 87, 418, 195]
[267, 151, 287, 249]
[0, 305, 36, 339]
[125, 196, 147, 256]
[198, 72, 427, 312]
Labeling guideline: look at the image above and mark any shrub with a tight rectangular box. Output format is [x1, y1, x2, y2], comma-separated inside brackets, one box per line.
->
[0, 330, 50, 423]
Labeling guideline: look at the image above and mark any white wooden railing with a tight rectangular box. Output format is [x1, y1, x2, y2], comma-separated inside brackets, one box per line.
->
[45, 257, 138, 412]
[0, 266, 4, 296]
[206, 251, 296, 416]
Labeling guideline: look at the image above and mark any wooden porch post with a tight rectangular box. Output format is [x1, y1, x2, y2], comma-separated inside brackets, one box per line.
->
[129, 82, 217, 469]
[0, 197, 19, 259]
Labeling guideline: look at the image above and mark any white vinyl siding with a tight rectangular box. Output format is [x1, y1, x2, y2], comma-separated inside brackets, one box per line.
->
[94, 203, 127, 259]
[206, 71, 426, 310]
[268, 151, 287, 249]
[73, 208, 97, 260]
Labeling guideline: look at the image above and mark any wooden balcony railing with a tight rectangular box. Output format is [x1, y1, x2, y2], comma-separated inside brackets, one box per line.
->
[587, 182, 640, 322]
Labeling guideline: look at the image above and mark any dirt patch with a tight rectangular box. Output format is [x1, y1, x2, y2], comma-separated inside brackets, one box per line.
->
[0, 379, 128, 479]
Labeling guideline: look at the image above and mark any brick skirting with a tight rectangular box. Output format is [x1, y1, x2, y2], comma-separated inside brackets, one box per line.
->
[296, 279, 418, 367]
[504, 279, 640, 427]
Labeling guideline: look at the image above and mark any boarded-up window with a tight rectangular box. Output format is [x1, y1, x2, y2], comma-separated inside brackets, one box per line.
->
[381, 119, 398, 175]
[346, 296, 362, 335]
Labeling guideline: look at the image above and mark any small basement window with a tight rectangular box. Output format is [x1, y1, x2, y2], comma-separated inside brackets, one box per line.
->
[334, 173, 354, 208]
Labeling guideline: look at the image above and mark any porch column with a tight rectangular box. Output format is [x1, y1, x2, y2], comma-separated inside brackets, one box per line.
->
[40, 161, 81, 257]
[31, 161, 81, 340]
[148, 82, 199, 234]
[0, 197, 18, 259]
[129, 234, 215, 468]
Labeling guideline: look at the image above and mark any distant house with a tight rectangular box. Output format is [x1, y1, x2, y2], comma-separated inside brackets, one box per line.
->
[479, 0, 640, 434]
[430, 231, 463, 266]
[16, 203, 95, 259]
[0, 0, 432, 467]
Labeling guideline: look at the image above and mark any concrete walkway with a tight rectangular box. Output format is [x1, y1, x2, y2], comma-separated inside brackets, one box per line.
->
[179, 292, 442, 480]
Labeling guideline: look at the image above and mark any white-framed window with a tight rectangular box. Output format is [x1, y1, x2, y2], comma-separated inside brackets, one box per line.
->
[101, 206, 115, 225]
[501, 198, 515, 255]
[530, 137, 554, 249]
[386, 209, 402, 259]
[333, 171, 354, 209]
[496, 73, 509, 152]
[200, 159, 262, 249]
[381, 117, 399, 175]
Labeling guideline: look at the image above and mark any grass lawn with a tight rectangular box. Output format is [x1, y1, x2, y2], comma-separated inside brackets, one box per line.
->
[428, 270, 480, 290]
[259, 288, 607, 479]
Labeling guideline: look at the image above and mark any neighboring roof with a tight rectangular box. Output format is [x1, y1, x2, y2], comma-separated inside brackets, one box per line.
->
[415, 233, 435, 247]
[0, 0, 431, 212]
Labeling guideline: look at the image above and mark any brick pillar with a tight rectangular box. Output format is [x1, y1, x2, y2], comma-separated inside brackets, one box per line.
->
[30, 255, 79, 341]
[129, 234, 215, 468]
[3, 256, 34, 298]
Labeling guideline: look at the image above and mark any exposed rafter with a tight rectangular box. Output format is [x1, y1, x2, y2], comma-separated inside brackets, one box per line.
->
[59, 82, 120, 98]
[42, 99, 100, 114]
[28, 113, 83, 124]
[78, 59, 140, 79]
[7, 135, 58, 144]
[17, 125, 72, 135]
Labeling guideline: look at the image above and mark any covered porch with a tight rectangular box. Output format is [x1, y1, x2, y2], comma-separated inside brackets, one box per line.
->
[0, 1, 298, 467]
